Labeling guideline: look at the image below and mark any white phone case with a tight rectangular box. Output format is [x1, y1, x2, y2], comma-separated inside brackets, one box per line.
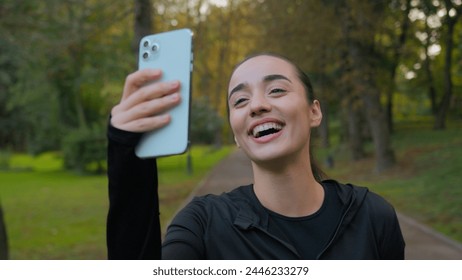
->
[135, 28, 193, 158]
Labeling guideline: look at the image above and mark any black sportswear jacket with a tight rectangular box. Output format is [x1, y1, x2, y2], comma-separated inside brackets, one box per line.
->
[107, 125, 405, 260]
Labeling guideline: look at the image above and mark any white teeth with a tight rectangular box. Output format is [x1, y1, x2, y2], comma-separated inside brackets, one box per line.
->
[252, 122, 283, 137]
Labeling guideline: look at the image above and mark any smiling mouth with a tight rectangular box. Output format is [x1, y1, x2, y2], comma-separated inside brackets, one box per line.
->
[251, 122, 284, 138]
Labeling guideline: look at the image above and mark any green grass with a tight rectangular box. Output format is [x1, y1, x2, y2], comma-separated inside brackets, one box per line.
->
[0, 171, 108, 259]
[316, 121, 462, 242]
[0, 145, 233, 259]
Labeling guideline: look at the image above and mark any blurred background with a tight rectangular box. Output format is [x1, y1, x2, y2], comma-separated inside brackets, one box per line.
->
[0, 0, 460, 259]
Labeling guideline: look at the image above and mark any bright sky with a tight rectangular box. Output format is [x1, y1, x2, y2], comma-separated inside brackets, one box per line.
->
[208, 0, 228, 7]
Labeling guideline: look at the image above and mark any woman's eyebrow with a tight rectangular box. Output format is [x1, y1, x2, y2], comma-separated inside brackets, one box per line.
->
[229, 83, 248, 100]
[228, 74, 292, 100]
[263, 74, 292, 84]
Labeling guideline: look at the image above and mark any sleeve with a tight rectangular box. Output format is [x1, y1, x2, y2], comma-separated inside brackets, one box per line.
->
[106, 122, 161, 259]
[380, 206, 406, 260]
[161, 198, 208, 259]
[368, 192, 406, 260]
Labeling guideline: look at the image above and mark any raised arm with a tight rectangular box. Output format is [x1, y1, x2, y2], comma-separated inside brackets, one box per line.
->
[106, 69, 181, 259]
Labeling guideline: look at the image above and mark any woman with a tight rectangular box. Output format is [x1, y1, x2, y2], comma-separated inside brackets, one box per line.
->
[107, 53, 405, 259]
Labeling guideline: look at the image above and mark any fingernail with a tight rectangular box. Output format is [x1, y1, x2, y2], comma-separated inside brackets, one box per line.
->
[161, 114, 170, 122]
[170, 81, 180, 88]
[168, 93, 180, 101]
[148, 70, 161, 79]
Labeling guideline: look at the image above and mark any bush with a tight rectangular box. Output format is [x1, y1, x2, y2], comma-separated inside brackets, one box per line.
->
[61, 125, 106, 174]
[190, 98, 223, 145]
[0, 150, 10, 170]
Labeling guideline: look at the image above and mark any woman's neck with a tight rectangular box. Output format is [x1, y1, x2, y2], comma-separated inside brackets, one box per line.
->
[252, 155, 324, 217]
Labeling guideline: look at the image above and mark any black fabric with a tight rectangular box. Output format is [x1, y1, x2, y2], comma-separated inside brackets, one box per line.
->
[106, 124, 161, 260]
[162, 183, 405, 259]
[106, 123, 405, 260]
[266, 183, 343, 259]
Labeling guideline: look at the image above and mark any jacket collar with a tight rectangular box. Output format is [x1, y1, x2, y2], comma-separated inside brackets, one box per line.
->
[232, 185, 270, 230]
[228, 181, 369, 259]
[229, 181, 369, 228]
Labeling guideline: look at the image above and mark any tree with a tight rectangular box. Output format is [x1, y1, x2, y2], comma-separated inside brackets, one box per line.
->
[336, 4, 367, 161]
[434, 0, 462, 130]
[190, 97, 223, 145]
[1, 0, 133, 154]
[340, 0, 396, 171]
[384, 0, 412, 133]
[421, 2, 439, 115]
[133, 0, 153, 55]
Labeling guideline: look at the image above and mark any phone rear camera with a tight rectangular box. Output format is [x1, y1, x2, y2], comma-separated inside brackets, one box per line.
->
[142, 51, 150, 60]
[151, 43, 159, 52]
[142, 40, 150, 48]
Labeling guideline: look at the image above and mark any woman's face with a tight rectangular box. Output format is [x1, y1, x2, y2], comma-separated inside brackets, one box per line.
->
[227, 55, 322, 165]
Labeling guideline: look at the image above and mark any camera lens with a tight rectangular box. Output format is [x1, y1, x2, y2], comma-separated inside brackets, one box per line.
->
[142, 40, 150, 48]
[151, 43, 159, 52]
[142, 51, 150, 59]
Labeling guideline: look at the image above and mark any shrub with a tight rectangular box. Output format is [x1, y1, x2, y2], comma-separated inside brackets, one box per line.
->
[0, 150, 10, 170]
[190, 98, 223, 145]
[61, 125, 106, 174]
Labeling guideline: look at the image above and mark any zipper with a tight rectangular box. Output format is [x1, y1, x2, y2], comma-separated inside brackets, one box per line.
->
[315, 191, 356, 259]
[250, 224, 302, 258]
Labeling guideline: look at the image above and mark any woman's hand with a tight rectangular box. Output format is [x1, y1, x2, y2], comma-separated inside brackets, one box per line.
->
[111, 69, 181, 133]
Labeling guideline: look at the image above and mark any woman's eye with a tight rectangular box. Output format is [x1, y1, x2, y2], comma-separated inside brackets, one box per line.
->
[270, 88, 286, 94]
[233, 98, 248, 107]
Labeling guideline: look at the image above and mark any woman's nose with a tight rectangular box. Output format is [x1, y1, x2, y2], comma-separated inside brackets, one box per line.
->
[249, 93, 271, 117]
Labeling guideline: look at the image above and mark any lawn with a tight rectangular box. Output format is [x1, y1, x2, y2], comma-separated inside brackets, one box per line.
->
[0, 145, 232, 259]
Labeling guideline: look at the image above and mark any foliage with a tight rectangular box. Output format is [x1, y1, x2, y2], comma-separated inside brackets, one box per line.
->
[9, 152, 62, 172]
[190, 97, 224, 145]
[0, 151, 11, 171]
[0, 0, 461, 165]
[61, 125, 106, 174]
[0, 0, 132, 154]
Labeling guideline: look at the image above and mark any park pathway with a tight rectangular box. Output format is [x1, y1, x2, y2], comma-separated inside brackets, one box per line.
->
[184, 149, 462, 260]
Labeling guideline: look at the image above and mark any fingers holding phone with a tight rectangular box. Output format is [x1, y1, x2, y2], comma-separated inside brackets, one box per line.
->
[135, 29, 193, 158]
[111, 69, 182, 133]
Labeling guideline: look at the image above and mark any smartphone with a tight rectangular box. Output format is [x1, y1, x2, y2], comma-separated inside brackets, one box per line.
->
[135, 28, 193, 158]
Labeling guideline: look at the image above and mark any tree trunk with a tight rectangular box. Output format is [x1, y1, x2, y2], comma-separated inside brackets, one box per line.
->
[213, 0, 234, 113]
[337, 2, 366, 161]
[343, 0, 396, 172]
[347, 99, 366, 160]
[132, 0, 153, 55]
[362, 87, 396, 172]
[353, 50, 396, 171]
[434, 2, 460, 130]
[0, 201, 8, 260]
[385, 0, 411, 134]
[423, 19, 438, 115]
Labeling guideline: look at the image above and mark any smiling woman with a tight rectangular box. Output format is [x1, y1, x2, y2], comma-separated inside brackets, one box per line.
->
[106, 52, 405, 260]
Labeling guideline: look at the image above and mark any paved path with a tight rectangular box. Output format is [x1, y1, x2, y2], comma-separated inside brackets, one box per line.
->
[186, 149, 462, 260]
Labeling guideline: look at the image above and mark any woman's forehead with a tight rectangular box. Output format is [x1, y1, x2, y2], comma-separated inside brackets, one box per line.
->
[228, 55, 297, 90]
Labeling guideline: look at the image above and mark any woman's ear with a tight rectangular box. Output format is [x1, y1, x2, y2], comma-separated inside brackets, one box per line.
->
[234, 136, 240, 148]
[309, 100, 323, 128]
